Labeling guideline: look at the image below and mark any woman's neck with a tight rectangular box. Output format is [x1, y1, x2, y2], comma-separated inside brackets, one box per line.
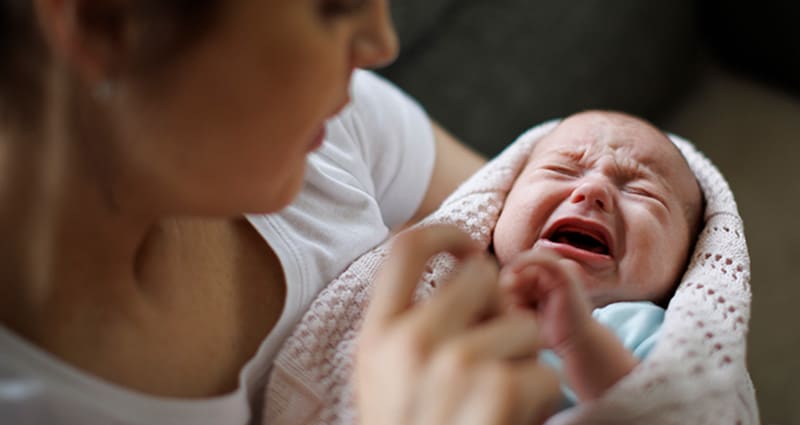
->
[0, 86, 157, 341]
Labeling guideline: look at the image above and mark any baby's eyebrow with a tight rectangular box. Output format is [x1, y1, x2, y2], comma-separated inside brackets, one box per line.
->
[614, 159, 650, 180]
[553, 148, 587, 162]
[619, 162, 675, 193]
[551, 147, 672, 188]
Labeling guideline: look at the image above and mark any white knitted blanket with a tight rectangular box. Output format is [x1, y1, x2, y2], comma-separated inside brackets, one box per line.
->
[262, 121, 759, 425]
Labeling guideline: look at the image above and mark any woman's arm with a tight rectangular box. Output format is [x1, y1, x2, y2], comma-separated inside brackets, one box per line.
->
[406, 121, 486, 224]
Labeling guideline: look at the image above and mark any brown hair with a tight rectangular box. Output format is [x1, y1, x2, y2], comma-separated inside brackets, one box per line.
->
[0, 0, 221, 125]
[0, 1, 47, 123]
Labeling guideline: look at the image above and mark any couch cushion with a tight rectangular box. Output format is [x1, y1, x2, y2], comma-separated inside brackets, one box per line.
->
[381, 0, 697, 156]
[701, 1, 800, 94]
[390, 0, 458, 50]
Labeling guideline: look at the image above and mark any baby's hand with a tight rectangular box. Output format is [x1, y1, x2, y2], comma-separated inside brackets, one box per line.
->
[499, 249, 639, 401]
[498, 250, 594, 356]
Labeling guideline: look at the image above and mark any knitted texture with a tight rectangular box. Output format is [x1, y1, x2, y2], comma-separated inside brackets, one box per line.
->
[262, 121, 758, 425]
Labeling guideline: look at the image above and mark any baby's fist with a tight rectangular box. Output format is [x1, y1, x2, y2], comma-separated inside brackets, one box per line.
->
[499, 250, 595, 356]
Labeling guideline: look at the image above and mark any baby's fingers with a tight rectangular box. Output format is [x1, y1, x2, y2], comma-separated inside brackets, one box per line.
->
[501, 250, 583, 293]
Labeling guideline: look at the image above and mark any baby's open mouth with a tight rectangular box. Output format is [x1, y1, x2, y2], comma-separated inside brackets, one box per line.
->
[542, 218, 614, 258]
[547, 228, 610, 255]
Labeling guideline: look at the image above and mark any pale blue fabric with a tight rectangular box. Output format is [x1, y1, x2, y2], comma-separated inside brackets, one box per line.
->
[539, 301, 665, 409]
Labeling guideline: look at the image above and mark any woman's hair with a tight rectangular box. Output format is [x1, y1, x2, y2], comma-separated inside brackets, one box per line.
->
[0, 1, 46, 122]
[0, 0, 221, 124]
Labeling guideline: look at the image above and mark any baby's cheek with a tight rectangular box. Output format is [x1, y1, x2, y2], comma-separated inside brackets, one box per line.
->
[496, 212, 545, 265]
[633, 233, 683, 298]
[492, 214, 521, 265]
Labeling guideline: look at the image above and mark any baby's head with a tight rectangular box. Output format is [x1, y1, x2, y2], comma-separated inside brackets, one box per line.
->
[493, 111, 703, 307]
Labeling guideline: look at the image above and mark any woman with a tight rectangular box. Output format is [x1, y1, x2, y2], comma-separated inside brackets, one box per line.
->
[0, 0, 559, 424]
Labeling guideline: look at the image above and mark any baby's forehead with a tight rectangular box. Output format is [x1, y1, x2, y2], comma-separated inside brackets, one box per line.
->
[531, 113, 681, 172]
[528, 111, 704, 229]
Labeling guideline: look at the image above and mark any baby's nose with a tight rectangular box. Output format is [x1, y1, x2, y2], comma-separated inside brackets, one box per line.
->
[570, 179, 614, 212]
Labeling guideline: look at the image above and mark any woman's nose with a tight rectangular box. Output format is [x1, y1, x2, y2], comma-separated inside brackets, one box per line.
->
[352, 1, 399, 69]
[570, 178, 614, 213]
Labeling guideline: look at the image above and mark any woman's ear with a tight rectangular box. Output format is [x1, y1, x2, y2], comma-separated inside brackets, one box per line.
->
[34, 0, 131, 84]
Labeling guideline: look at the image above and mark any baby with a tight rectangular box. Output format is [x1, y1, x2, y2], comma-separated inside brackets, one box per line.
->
[493, 110, 703, 405]
[261, 110, 730, 424]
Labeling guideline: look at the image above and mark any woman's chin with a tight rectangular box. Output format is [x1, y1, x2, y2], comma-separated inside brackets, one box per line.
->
[307, 125, 326, 152]
[255, 167, 308, 213]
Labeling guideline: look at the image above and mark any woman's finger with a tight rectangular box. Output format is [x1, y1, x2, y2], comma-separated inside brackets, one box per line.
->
[432, 310, 543, 366]
[364, 225, 481, 332]
[408, 254, 501, 341]
[516, 363, 562, 425]
[419, 313, 552, 425]
[463, 359, 561, 425]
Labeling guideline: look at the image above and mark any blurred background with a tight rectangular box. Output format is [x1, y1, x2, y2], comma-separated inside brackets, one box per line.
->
[381, 1, 800, 423]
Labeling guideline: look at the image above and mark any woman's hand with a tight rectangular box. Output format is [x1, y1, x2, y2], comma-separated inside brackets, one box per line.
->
[355, 225, 560, 425]
[499, 250, 637, 401]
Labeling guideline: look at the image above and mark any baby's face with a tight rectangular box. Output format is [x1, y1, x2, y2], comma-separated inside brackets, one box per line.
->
[493, 111, 702, 307]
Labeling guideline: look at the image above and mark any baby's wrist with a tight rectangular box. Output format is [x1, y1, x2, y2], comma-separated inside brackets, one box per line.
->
[552, 314, 599, 358]
[558, 320, 638, 400]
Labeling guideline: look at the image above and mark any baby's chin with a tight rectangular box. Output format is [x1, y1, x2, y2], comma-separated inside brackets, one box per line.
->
[588, 295, 621, 309]
[585, 282, 671, 309]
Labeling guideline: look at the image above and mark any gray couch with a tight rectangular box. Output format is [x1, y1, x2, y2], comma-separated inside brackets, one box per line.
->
[382, 1, 800, 156]
[381, 0, 697, 156]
